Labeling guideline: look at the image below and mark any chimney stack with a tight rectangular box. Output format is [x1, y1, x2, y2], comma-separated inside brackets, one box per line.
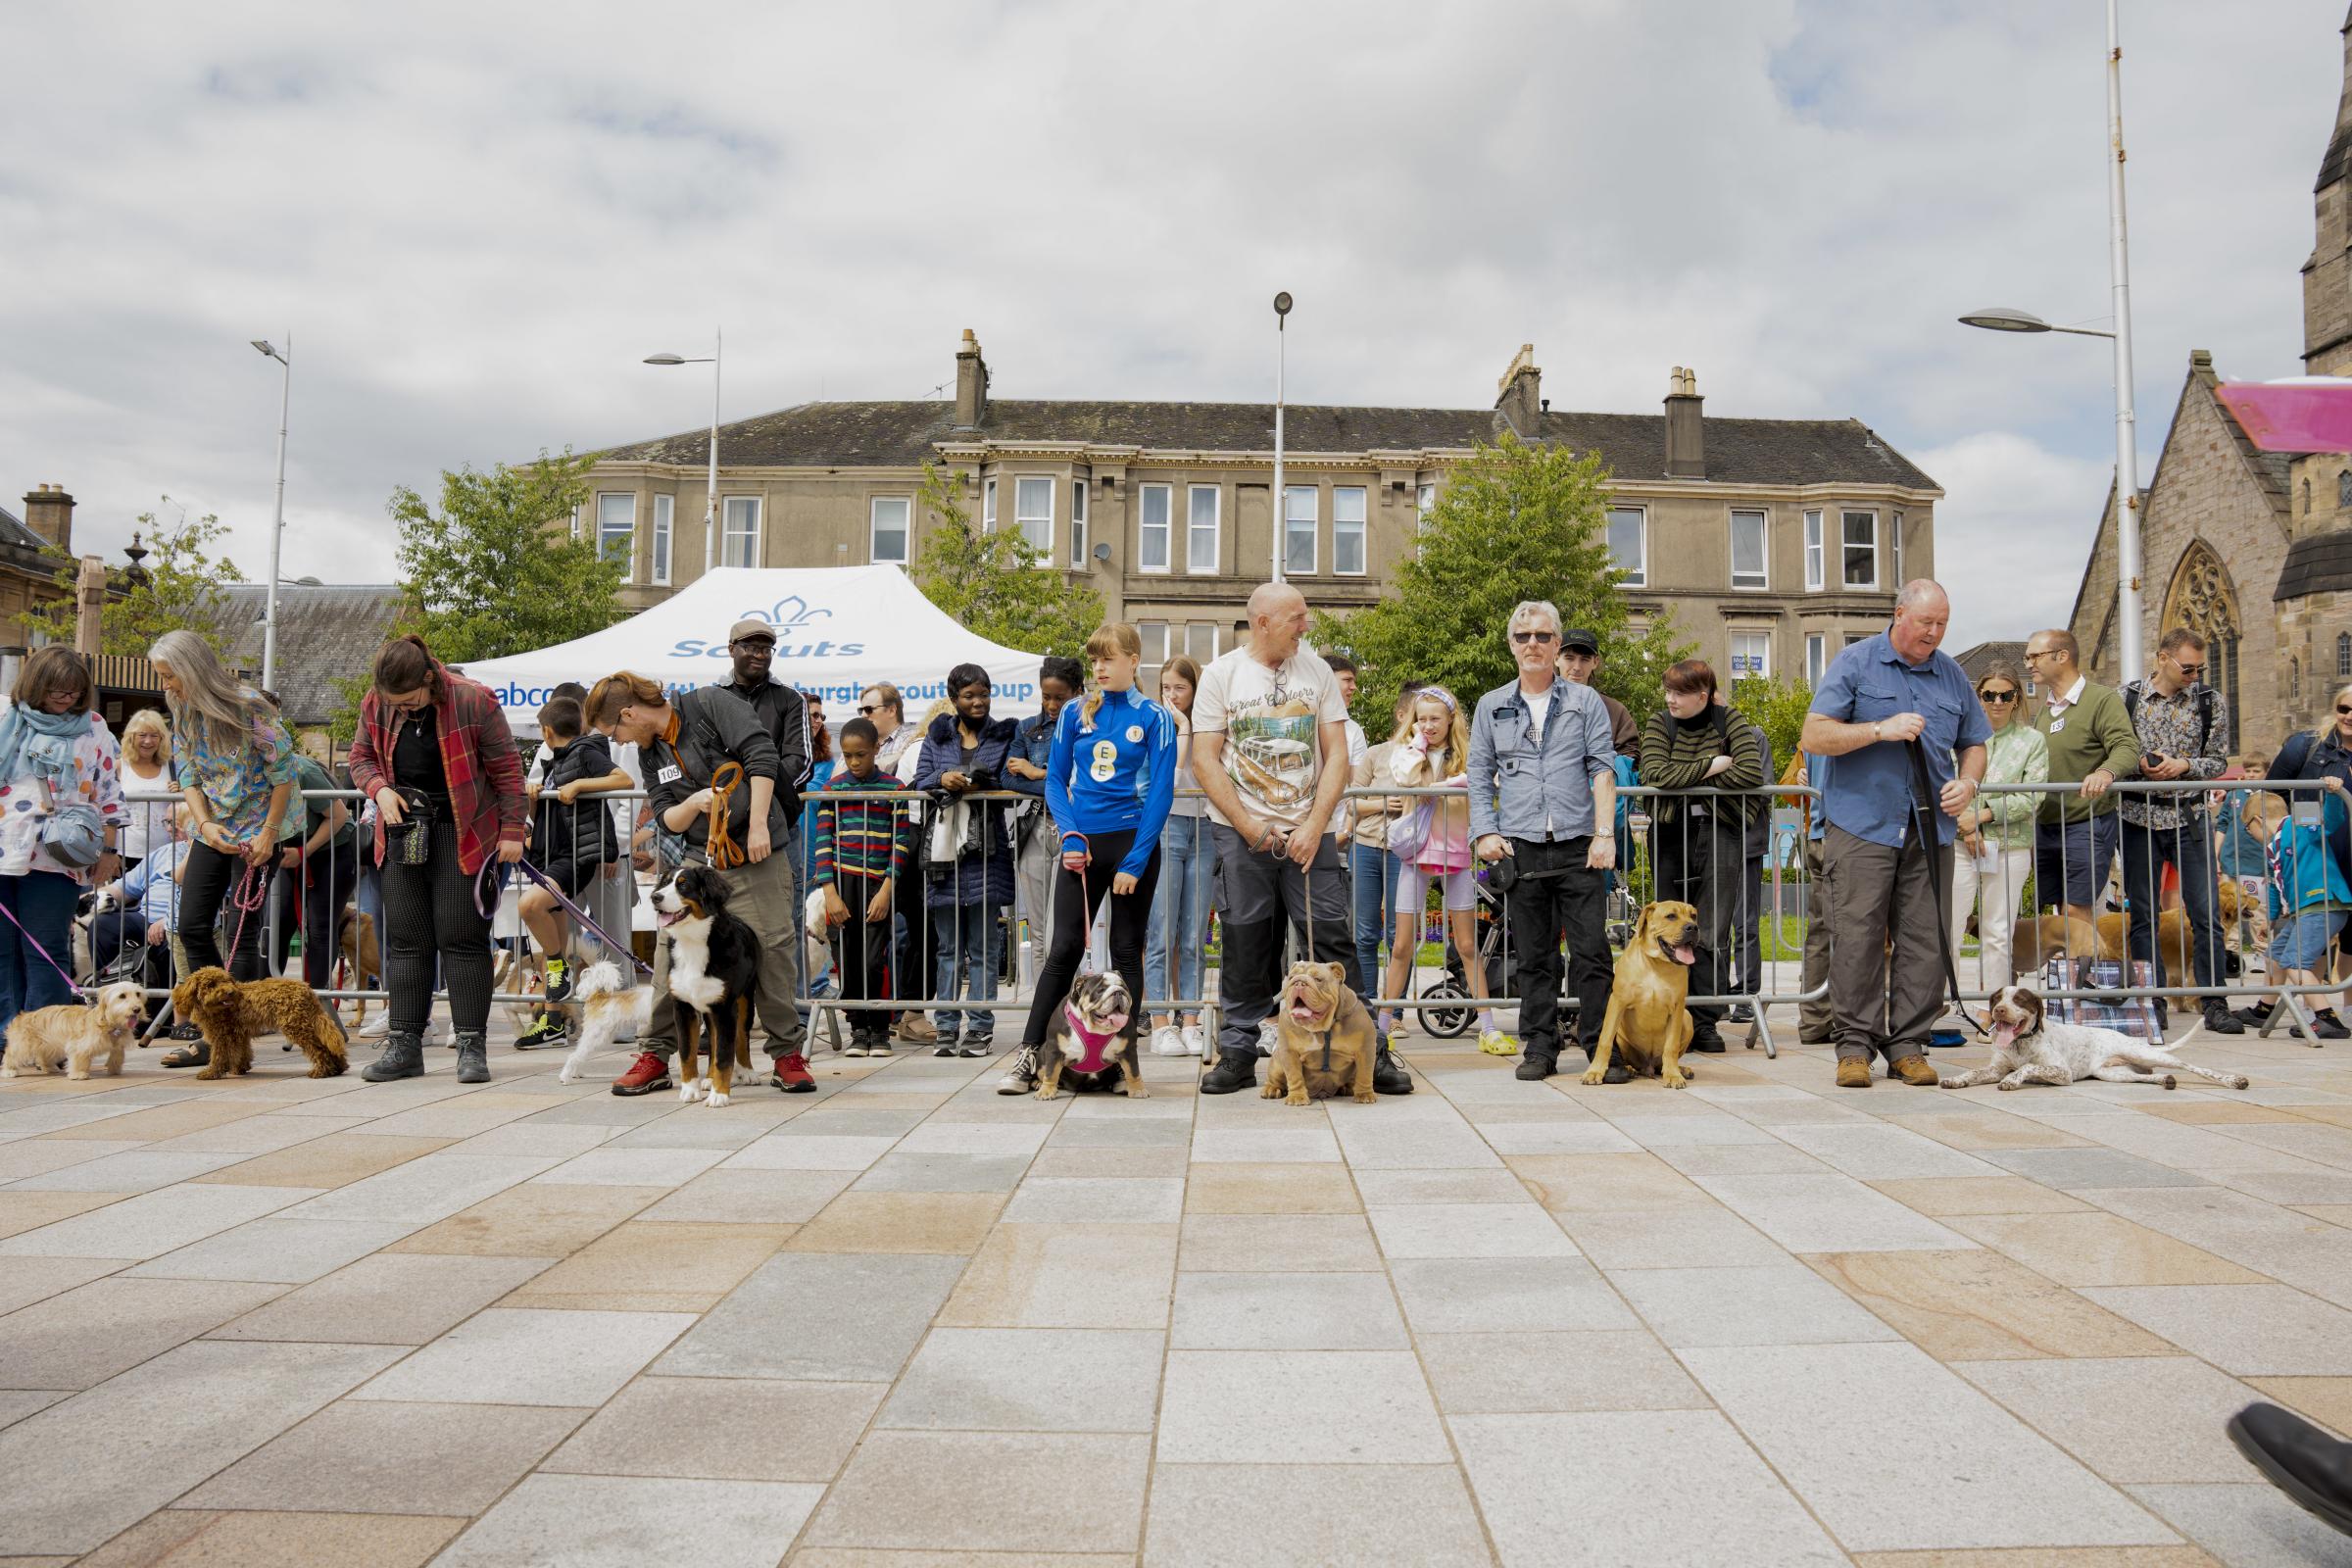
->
[1495, 345, 1542, 438]
[20, 485, 73, 551]
[1664, 368, 1705, 479]
[955, 329, 990, 430]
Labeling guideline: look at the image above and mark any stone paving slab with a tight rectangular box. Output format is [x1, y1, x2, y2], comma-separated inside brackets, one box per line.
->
[22, 1019, 2352, 1564]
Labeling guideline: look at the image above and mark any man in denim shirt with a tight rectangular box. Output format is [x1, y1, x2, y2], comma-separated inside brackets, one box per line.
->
[1468, 599, 1619, 1082]
[1801, 581, 1989, 1089]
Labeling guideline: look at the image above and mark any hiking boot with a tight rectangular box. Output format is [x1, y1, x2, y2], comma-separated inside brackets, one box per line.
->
[542, 956, 573, 1004]
[611, 1051, 672, 1097]
[896, 1013, 939, 1045]
[362, 1031, 425, 1083]
[2202, 999, 2247, 1037]
[1515, 1049, 1557, 1082]
[1688, 1021, 1728, 1054]
[995, 1044, 1039, 1095]
[514, 1013, 570, 1051]
[771, 1052, 816, 1093]
[454, 1030, 489, 1085]
[1373, 1046, 1414, 1096]
[1836, 1057, 1873, 1089]
[1889, 1054, 1939, 1088]
[1199, 1048, 1258, 1095]
[2315, 1009, 2350, 1041]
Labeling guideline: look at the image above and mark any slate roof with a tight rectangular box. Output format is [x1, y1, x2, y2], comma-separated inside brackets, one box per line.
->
[195, 584, 407, 729]
[0, 501, 48, 555]
[2277, 533, 2352, 602]
[597, 400, 1939, 491]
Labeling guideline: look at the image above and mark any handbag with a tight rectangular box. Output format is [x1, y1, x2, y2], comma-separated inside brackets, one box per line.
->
[31, 776, 104, 869]
[384, 789, 437, 866]
[1387, 800, 1434, 861]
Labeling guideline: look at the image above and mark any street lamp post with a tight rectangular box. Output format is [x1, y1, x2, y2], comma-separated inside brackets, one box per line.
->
[250, 336, 291, 692]
[1957, 0, 2145, 683]
[644, 328, 721, 575]
[1272, 292, 1292, 583]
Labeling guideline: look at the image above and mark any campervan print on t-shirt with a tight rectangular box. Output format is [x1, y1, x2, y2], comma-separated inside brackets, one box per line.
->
[1193, 647, 1348, 833]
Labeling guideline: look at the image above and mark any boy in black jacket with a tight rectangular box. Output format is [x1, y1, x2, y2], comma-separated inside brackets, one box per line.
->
[515, 696, 632, 1049]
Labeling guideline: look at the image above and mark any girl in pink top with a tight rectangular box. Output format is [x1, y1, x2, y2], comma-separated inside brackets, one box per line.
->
[1377, 686, 1505, 1052]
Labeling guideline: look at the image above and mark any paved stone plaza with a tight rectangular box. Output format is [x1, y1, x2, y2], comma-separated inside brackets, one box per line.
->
[5, 1002, 2352, 1566]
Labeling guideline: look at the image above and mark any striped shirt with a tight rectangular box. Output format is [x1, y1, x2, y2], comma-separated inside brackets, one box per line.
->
[812, 768, 912, 884]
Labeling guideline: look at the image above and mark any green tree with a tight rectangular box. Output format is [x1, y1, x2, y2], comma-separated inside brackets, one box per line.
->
[1314, 433, 1688, 731]
[910, 461, 1102, 658]
[1730, 673, 1813, 778]
[388, 452, 623, 664]
[18, 507, 247, 657]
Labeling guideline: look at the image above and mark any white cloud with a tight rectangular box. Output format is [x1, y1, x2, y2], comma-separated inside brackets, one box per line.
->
[1913, 430, 2116, 648]
[1, 0, 2342, 629]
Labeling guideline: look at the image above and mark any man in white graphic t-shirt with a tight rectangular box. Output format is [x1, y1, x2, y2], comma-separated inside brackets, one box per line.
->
[1191, 582, 1412, 1097]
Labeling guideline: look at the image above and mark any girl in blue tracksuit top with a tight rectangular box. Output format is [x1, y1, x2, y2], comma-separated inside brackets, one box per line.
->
[1006, 621, 1179, 1088]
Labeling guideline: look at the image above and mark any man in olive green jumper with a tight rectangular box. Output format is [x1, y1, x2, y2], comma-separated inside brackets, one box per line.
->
[2022, 629, 2141, 925]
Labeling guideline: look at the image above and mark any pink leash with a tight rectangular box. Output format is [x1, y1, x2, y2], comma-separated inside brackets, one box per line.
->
[0, 886, 92, 1001]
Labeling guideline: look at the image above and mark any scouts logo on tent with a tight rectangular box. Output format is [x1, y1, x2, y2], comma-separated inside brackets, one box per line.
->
[673, 595, 864, 660]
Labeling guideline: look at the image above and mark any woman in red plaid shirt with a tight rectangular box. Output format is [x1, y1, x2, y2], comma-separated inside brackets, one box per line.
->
[347, 636, 527, 1086]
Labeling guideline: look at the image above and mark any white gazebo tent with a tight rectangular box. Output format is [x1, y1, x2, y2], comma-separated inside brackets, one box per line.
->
[465, 565, 1046, 728]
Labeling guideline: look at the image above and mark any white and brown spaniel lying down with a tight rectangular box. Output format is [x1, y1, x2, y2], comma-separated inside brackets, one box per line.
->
[1938, 985, 2251, 1093]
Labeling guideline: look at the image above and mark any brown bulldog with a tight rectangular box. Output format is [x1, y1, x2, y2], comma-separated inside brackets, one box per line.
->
[1262, 960, 1379, 1105]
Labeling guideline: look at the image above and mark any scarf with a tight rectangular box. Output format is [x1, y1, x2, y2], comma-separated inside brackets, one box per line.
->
[0, 703, 88, 791]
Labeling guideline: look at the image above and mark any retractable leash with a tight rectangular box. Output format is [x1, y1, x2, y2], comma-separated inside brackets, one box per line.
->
[1905, 737, 1988, 1039]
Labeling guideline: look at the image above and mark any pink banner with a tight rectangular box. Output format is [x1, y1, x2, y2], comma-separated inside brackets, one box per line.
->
[2215, 381, 2352, 453]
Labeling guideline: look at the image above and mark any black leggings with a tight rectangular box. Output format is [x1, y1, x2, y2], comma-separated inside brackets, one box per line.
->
[274, 840, 359, 989]
[380, 821, 494, 1035]
[1018, 828, 1160, 1047]
[178, 839, 270, 981]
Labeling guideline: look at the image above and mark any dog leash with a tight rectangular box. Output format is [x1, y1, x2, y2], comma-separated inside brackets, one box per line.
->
[1905, 738, 1988, 1039]
[705, 761, 746, 869]
[514, 856, 653, 976]
[0, 886, 92, 1002]
[224, 858, 270, 963]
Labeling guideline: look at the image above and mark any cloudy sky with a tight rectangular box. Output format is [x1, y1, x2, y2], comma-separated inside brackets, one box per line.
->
[4, 1, 2342, 649]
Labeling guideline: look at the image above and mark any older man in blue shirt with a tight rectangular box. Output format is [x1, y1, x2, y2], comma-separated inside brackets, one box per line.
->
[1469, 599, 1620, 1082]
[1801, 581, 1989, 1088]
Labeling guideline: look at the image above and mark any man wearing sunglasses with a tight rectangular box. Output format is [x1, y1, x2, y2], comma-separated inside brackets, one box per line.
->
[1468, 600, 1621, 1082]
[2023, 629, 2140, 930]
[2119, 627, 2241, 1035]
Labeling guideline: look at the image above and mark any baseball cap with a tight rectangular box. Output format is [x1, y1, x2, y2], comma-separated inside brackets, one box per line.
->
[728, 618, 777, 645]
[1560, 627, 1600, 655]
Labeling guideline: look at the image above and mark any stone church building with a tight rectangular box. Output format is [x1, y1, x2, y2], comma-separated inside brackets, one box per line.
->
[2068, 8, 2352, 760]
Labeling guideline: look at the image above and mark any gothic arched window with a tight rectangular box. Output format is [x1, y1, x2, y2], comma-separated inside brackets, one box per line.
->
[2338, 469, 2350, 508]
[2305, 478, 2314, 513]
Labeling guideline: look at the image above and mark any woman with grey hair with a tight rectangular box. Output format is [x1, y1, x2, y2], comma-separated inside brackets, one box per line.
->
[149, 630, 297, 1066]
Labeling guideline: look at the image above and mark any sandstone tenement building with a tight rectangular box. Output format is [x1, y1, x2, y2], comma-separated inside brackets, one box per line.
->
[582, 335, 1938, 689]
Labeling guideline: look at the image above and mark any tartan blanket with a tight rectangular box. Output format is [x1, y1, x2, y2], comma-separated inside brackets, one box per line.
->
[2037, 956, 2164, 1041]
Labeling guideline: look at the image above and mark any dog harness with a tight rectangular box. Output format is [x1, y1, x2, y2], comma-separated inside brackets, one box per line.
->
[1062, 1001, 1121, 1073]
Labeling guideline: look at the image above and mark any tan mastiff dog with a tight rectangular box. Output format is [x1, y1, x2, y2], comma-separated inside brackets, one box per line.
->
[1582, 901, 1702, 1090]
[1263, 960, 1379, 1105]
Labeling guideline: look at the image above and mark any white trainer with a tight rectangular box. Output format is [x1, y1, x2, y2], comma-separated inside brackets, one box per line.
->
[1150, 1025, 1187, 1056]
[1180, 1024, 1206, 1057]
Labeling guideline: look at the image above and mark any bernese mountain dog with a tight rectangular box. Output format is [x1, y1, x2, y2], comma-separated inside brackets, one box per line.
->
[650, 864, 763, 1107]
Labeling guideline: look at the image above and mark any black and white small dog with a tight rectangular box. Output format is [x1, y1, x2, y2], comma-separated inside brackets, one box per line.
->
[1036, 971, 1144, 1100]
[651, 865, 762, 1107]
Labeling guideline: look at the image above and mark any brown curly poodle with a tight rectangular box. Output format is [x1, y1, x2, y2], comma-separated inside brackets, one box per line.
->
[172, 966, 349, 1080]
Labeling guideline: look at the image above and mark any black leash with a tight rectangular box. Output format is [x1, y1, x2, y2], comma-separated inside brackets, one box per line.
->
[1906, 737, 1987, 1038]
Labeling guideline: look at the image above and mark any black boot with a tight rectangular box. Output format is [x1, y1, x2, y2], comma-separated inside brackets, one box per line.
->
[2228, 1401, 2352, 1538]
[454, 1030, 489, 1085]
[1515, 1048, 1557, 1082]
[2202, 998, 2246, 1037]
[1583, 1049, 1634, 1085]
[1199, 1048, 1258, 1095]
[1688, 1020, 1728, 1054]
[362, 1030, 425, 1083]
[1372, 1045, 1414, 1095]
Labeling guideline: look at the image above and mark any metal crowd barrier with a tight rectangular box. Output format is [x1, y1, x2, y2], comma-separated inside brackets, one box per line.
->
[93, 774, 2332, 1062]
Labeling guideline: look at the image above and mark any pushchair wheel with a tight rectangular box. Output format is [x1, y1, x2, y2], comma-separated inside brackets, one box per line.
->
[1418, 978, 1472, 1039]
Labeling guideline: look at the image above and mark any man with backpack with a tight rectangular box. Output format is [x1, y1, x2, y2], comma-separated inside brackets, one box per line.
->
[2120, 628, 2242, 1036]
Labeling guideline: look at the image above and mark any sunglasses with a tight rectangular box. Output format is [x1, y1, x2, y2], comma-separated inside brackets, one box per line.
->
[1510, 630, 1559, 645]
[2338, 704, 2352, 716]
[1979, 689, 2018, 703]
[857, 704, 878, 715]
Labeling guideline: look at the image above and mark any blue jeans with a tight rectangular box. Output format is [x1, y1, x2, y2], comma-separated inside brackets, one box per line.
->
[1146, 814, 1216, 1014]
[0, 869, 80, 1033]
[931, 902, 1007, 1043]
[1349, 839, 1396, 1007]
[2120, 814, 2224, 996]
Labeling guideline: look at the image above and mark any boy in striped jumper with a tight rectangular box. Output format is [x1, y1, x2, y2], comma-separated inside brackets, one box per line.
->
[815, 718, 914, 1055]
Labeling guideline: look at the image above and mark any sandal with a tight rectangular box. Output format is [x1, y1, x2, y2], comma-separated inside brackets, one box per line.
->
[162, 1044, 211, 1070]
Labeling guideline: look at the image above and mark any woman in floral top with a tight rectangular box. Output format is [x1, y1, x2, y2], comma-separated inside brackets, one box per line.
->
[151, 631, 296, 1064]
[0, 647, 124, 1033]
[1948, 659, 2049, 990]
